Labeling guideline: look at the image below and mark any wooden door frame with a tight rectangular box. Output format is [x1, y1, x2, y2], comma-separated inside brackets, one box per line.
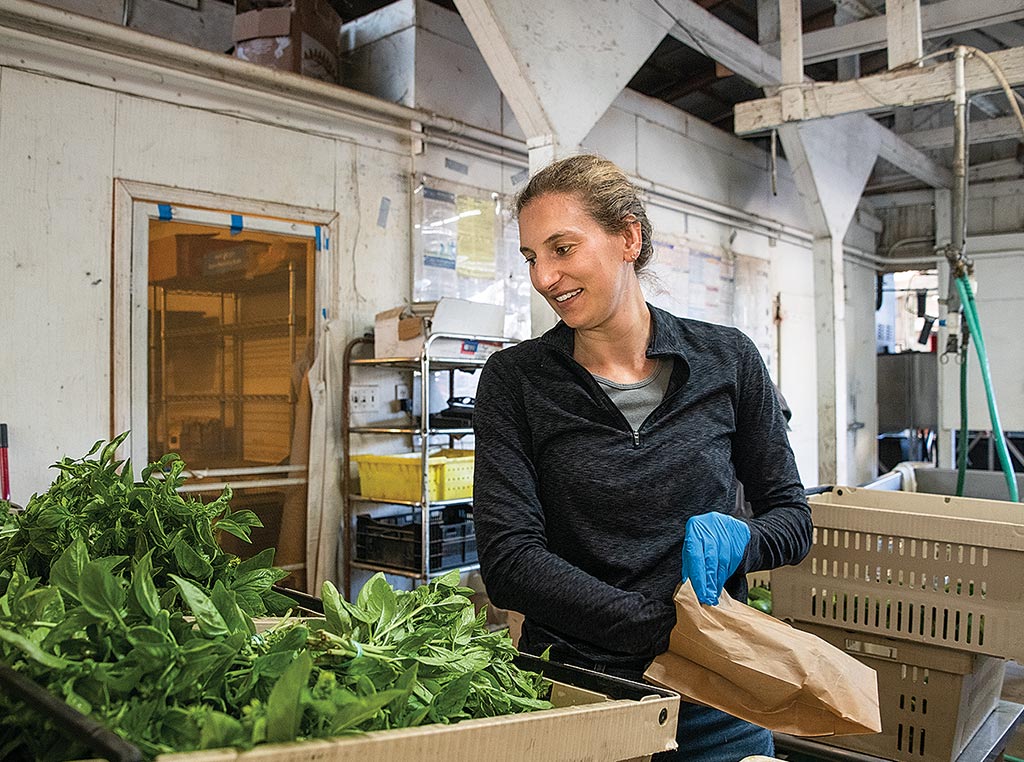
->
[111, 179, 339, 465]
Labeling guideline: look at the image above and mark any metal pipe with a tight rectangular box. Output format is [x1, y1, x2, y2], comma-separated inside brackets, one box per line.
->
[420, 340, 432, 584]
[341, 336, 372, 599]
[947, 45, 969, 310]
[952, 47, 968, 256]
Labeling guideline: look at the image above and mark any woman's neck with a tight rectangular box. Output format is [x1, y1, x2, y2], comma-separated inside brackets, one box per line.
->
[573, 290, 655, 383]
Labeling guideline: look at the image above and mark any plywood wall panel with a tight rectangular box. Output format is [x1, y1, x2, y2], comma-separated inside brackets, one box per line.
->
[0, 70, 115, 494]
[113, 93, 338, 212]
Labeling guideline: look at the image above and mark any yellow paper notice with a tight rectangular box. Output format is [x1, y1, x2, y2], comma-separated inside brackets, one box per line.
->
[455, 196, 496, 279]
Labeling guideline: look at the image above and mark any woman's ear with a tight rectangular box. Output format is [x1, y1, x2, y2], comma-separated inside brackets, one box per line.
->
[621, 215, 642, 262]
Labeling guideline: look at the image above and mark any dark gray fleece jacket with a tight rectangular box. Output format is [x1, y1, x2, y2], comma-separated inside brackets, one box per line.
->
[472, 304, 812, 674]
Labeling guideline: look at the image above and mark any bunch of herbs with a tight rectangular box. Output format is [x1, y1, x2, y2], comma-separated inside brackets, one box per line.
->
[0, 432, 292, 617]
[0, 439, 552, 760]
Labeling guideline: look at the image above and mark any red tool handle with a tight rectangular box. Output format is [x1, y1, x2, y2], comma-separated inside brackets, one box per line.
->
[0, 424, 10, 502]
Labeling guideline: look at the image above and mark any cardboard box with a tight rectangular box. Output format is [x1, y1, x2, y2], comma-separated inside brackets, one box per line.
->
[149, 235, 268, 285]
[233, 0, 341, 84]
[772, 486, 1024, 662]
[794, 622, 1005, 762]
[151, 655, 679, 761]
[374, 298, 506, 359]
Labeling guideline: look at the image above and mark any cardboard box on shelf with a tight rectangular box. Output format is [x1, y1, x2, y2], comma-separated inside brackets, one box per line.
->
[374, 298, 505, 359]
[149, 234, 269, 285]
[794, 621, 1005, 762]
[771, 486, 1024, 662]
[233, 0, 341, 84]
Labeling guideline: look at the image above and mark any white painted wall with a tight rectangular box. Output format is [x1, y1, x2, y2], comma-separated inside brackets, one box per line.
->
[0, 62, 412, 503]
[0, 70, 116, 497]
[939, 243, 1024, 433]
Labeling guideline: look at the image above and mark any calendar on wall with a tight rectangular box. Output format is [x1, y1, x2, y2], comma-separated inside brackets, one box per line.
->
[645, 235, 773, 375]
[413, 177, 530, 340]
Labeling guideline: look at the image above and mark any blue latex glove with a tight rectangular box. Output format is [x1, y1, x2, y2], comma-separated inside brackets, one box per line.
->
[681, 512, 751, 605]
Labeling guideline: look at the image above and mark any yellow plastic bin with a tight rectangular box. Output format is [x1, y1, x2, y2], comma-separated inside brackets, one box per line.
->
[353, 449, 474, 502]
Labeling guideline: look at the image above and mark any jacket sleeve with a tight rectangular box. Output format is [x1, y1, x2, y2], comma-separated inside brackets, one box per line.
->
[730, 331, 814, 573]
[472, 352, 675, 656]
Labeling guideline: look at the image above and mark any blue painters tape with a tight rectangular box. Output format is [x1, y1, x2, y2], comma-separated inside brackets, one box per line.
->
[377, 197, 391, 228]
[445, 157, 469, 175]
[230, 214, 243, 235]
[157, 204, 172, 220]
[315, 226, 322, 251]
[321, 307, 327, 319]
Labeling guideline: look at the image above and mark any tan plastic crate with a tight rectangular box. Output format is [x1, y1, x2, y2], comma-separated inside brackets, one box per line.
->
[745, 570, 772, 591]
[794, 622, 1005, 762]
[772, 486, 1024, 661]
[352, 449, 473, 502]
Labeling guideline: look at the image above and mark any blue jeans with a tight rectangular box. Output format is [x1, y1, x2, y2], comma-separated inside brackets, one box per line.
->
[654, 701, 774, 762]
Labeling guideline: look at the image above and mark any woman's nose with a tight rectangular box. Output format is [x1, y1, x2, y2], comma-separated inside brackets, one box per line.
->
[531, 256, 560, 291]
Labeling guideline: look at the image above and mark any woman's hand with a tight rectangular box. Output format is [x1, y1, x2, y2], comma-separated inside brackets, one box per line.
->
[681, 512, 751, 605]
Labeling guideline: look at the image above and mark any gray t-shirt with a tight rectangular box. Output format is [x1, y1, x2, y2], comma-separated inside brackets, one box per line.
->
[593, 358, 671, 432]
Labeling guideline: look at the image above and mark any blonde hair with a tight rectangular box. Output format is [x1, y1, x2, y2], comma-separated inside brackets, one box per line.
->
[514, 155, 654, 272]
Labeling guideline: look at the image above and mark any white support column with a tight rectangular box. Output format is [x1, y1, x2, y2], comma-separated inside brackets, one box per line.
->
[454, 0, 672, 151]
[810, 235, 850, 484]
[887, 0, 923, 69]
[779, 115, 881, 485]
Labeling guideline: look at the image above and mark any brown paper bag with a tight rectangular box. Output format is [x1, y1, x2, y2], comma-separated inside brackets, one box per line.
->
[644, 581, 881, 737]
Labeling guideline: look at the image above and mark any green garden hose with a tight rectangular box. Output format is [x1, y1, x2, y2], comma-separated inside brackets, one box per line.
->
[956, 347, 968, 497]
[955, 275, 1020, 502]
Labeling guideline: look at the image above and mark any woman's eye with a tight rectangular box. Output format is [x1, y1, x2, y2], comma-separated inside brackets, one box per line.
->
[555, 245, 571, 255]
[524, 258, 536, 267]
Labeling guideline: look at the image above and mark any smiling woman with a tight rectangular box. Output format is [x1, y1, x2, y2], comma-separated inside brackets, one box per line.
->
[471, 154, 813, 762]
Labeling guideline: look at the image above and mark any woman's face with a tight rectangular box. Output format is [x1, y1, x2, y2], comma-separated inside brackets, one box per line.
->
[518, 193, 640, 330]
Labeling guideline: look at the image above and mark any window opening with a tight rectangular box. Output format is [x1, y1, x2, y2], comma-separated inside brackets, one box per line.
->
[143, 206, 318, 588]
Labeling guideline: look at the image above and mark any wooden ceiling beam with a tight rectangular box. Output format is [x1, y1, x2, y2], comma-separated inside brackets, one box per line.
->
[735, 46, 1024, 134]
[661, 0, 952, 188]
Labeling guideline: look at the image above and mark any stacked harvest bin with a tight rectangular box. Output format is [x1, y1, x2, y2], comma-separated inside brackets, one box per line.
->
[772, 486, 1024, 762]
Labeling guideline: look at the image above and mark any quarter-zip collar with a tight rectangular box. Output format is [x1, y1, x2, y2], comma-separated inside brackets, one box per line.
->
[538, 303, 692, 391]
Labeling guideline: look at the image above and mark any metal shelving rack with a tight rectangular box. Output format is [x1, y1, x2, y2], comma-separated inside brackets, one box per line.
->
[148, 259, 302, 462]
[341, 331, 514, 599]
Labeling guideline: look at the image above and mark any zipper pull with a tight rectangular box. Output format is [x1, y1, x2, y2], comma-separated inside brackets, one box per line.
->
[632, 430, 640, 447]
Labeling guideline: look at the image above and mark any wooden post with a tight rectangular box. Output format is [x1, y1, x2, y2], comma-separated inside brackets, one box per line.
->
[778, 0, 805, 120]
[886, 0, 923, 69]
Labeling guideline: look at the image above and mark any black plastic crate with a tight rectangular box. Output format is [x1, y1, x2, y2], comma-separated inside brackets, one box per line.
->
[355, 506, 477, 573]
